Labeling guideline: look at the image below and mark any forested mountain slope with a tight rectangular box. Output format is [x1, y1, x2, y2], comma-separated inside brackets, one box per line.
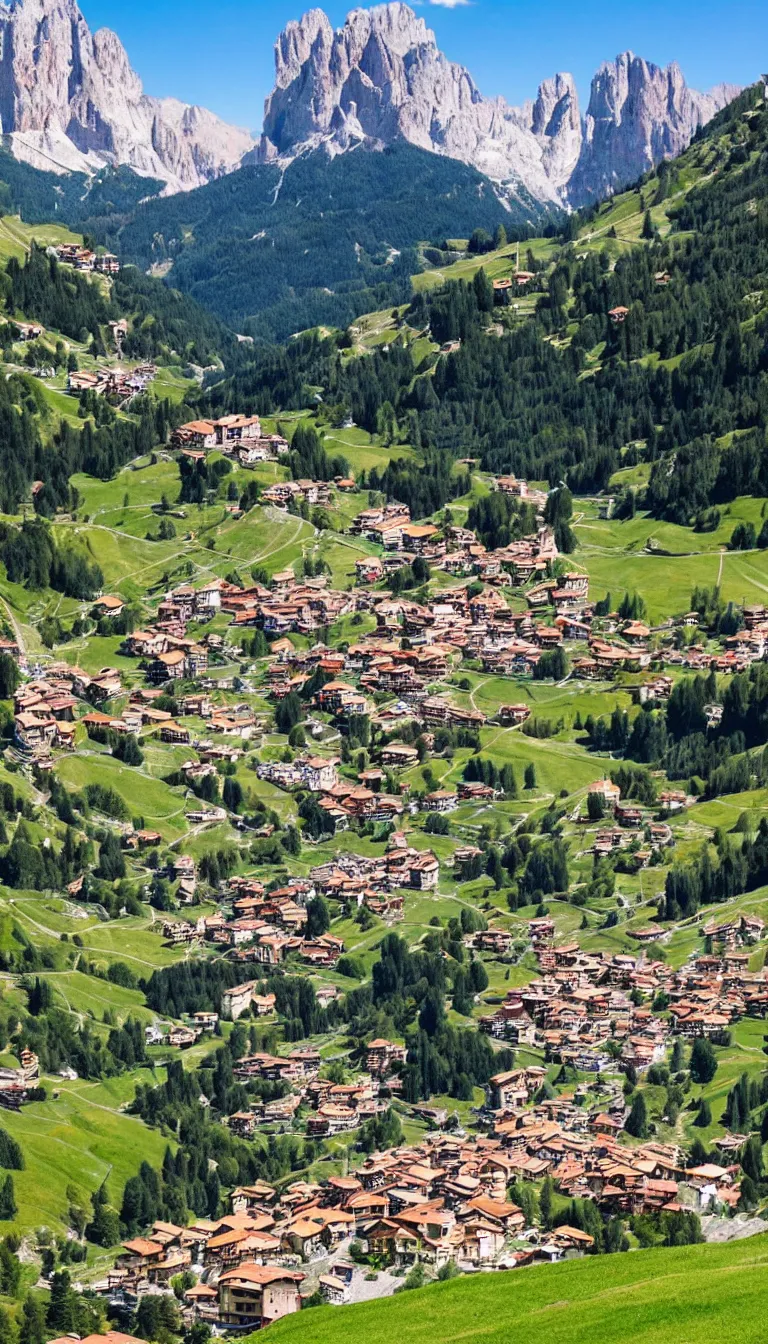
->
[0, 238, 227, 523]
[205, 81, 768, 515]
[108, 145, 552, 340]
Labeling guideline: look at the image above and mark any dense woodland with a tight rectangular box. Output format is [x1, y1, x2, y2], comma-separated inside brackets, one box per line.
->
[109, 146, 549, 339]
[197, 84, 768, 520]
[3, 245, 233, 368]
[0, 154, 162, 228]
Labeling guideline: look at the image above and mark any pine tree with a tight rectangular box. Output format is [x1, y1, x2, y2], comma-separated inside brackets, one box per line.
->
[625, 1091, 649, 1139]
[690, 1038, 718, 1084]
[539, 1175, 554, 1229]
[694, 1097, 711, 1128]
[18, 1295, 46, 1344]
[46, 1272, 76, 1333]
[739, 1174, 759, 1210]
[670, 1037, 685, 1073]
[740, 1134, 764, 1185]
[0, 1176, 16, 1221]
[472, 267, 494, 314]
[0, 1305, 16, 1344]
[0, 1127, 24, 1170]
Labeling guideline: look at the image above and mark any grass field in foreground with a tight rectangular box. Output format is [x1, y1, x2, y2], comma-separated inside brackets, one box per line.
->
[266, 1235, 768, 1344]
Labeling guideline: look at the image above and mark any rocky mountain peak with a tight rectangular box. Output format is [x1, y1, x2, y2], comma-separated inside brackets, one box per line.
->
[568, 49, 738, 203]
[0, 0, 255, 190]
[258, 3, 741, 208]
[0, 0, 743, 209]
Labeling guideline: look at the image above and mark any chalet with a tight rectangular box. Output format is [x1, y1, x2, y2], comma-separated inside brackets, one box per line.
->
[367, 1039, 406, 1077]
[148, 649, 186, 682]
[299, 756, 339, 793]
[160, 722, 191, 745]
[588, 778, 621, 807]
[172, 420, 218, 450]
[399, 523, 439, 553]
[496, 476, 528, 496]
[222, 982, 260, 1021]
[498, 704, 531, 726]
[56, 243, 95, 269]
[355, 557, 384, 584]
[457, 781, 497, 801]
[117, 1238, 166, 1272]
[168, 1026, 198, 1048]
[319, 1273, 350, 1305]
[217, 1264, 304, 1328]
[15, 711, 56, 752]
[408, 853, 439, 890]
[423, 790, 459, 813]
[92, 594, 126, 618]
[616, 802, 644, 827]
[473, 928, 514, 955]
[380, 744, 419, 769]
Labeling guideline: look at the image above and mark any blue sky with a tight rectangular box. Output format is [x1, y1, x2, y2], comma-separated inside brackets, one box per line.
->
[79, 0, 766, 131]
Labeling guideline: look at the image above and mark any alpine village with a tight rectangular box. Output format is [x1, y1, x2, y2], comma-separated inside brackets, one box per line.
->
[0, 5, 762, 1344]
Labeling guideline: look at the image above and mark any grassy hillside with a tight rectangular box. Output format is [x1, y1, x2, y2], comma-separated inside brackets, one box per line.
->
[0, 1082, 173, 1237]
[267, 1236, 768, 1344]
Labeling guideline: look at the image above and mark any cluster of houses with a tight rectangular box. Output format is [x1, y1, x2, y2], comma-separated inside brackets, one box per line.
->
[172, 414, 289, 465]
[343, 496, 768, 687]
[96, 1123, 610, 1327]
[482, 1078, 744, 1219]
[53, 243, 120, 274]
[92, 1076, 751, 1327]
[13, 663, 123, 758]
[68, 363, 155, 401]
[583, 777, 677, 863]
[140, 572, 356, 639]
[156, 870, 345, 969]
[261, 480, 334, 509]
[349, 497, 557, 585]
[477, 930, 768, 1068]
[159, 832, 440, 968]
[308, 832, 439, 899]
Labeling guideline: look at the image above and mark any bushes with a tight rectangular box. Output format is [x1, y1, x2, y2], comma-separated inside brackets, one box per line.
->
[424, 813, 451, 835]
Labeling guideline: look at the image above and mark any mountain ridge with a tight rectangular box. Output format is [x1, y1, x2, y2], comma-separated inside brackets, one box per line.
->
[0, 0, 743, 208]
[0, 0, 256, 191]
[254, 3, 741, 206]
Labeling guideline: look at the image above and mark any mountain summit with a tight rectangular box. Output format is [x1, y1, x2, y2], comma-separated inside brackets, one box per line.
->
[256, 3, 739, 206]
[0, 0, 255, 190]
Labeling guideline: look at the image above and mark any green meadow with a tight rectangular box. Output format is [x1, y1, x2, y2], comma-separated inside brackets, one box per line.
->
[0, 1084, 172, 1236]
[266, 1234, 768, 1344]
